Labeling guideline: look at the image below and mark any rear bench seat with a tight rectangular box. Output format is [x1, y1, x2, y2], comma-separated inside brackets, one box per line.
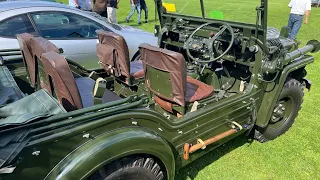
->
[0, 56, 24, 106]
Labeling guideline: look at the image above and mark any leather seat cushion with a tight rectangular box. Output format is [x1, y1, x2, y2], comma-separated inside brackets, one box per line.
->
[185, 76, 214, 103]
[75, 77, 95, 108]
[130, 60, 144, 79]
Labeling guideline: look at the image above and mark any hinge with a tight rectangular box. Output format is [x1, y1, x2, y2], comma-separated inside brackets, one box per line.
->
[246, 98, 258, 135]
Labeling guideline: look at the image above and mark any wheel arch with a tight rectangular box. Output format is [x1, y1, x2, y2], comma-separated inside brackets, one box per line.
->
[256, 56, 313, 128]
[45, 128, 175, 180]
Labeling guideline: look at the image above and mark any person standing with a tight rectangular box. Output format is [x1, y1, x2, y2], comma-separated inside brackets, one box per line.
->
[126, 0, 141, 24]
[287, 0, 311, 40]
[69, 0, 91, 11]
[81, 0, 92, 11]
[69, 0, 81, 9]
[140, 0, 148, 23]
[93, 0, 108, 18]
[107, 0, 120, 23]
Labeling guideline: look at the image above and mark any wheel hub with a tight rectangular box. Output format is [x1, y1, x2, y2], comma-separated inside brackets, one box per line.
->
[270, 102, 286, 123]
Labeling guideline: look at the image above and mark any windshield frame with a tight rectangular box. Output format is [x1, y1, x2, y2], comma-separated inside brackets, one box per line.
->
[156, 0, 268, 43]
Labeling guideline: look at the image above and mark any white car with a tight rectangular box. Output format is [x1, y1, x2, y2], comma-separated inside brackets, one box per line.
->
[0, 1, 157, 70]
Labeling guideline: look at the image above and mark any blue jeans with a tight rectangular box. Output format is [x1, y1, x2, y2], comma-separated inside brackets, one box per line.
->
[288, 13, 303, 40]
[126, 3, 141, 23]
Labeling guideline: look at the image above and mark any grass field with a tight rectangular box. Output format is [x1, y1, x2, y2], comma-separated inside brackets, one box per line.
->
[114, 0, 320, 179]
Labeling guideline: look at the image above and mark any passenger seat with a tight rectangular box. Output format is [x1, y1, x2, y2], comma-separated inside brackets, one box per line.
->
[16, 33, 36, 88]
[40, 51, 95, 111]
[96, 30, 144, 85]
[139, 43, 214, 115]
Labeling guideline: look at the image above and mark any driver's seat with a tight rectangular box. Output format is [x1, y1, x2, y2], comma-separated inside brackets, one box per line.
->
[139, 43, 214, 115]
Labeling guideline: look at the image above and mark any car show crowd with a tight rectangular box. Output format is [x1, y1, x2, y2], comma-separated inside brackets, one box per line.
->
[68, 0, 148, 24]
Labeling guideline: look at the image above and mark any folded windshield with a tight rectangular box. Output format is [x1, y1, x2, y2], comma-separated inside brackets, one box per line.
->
[162, 0, 261, 24]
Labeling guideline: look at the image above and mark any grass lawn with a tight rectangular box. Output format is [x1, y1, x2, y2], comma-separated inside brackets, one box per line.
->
[114, 0, 320, 179]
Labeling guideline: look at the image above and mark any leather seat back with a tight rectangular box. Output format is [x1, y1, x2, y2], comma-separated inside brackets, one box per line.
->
[139, 43, 187, 106]
[30, 37, 60, 90]
[16, 33, 36, 87]
[96, 30, 130, 78]
[41, 51, 83, 111]
[30, 36, 59, 60]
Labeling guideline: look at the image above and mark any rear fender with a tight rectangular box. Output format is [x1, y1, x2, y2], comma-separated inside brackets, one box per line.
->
[256, 55, 314, 127]
[45, 128, 175, 180]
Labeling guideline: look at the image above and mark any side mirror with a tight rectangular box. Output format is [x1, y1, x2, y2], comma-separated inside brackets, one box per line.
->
[154, 25, 160, 37]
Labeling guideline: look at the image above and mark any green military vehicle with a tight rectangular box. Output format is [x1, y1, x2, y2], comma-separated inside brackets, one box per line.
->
[0, 0, 319, 179]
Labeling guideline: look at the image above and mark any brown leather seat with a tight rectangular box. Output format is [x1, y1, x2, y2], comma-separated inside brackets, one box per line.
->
[96, 30, 144, 84]
[29, 36, 60, 89]
[30, 36, 60, 61]
[16, 33, 36, 87]
[139, 43, 214, 113]
[41, 51, 95, 111]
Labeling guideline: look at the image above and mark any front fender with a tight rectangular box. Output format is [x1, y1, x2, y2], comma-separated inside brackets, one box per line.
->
[45, 128, 175, 180]
[256, 55, 314, 127]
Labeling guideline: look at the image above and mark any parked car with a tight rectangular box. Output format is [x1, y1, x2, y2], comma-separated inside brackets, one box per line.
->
[0, 1, 157, 70]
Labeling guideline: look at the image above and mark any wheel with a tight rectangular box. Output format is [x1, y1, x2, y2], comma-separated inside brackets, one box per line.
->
[88, 156, 165, 180]
[254, 79, 304, 143]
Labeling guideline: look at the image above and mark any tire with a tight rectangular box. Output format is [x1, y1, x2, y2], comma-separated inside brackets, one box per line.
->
[88, 156, 165, 180]
[254, 79, 304, 143]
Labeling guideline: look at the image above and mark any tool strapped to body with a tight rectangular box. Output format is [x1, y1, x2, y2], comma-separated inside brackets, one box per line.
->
[183, 122, 244, 160]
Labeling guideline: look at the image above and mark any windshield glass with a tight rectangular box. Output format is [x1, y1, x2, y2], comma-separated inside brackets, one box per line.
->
[84, 11, 122, 30]
[162, 0, 261, 24]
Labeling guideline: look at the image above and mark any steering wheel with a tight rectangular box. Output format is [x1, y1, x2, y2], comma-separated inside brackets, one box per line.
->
[80, 25, 92, 37]
[186, 21, 235, 63]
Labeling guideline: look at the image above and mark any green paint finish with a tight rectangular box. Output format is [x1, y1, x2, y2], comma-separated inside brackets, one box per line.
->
[146, 65, 173, 98]
[1, 0, 319, 180]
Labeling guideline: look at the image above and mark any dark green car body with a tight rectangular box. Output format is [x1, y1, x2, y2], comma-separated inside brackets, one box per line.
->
[0, 0, 319, 179]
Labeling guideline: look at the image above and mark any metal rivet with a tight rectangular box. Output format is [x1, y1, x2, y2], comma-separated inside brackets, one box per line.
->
[32, 150, 40, 156]
[83, 133, 90, 138]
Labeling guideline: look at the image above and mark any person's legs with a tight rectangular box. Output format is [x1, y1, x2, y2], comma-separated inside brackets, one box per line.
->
[141, 3, 148, 22]
[126, 3, 136, 22]
[107, 7, 117, 24]
[113, 8, 117, 24]
[135, 3, 141, 24]
[289, 14, 303, 39]
[287, 13, 294, 34]
[107, 7, 112, 23]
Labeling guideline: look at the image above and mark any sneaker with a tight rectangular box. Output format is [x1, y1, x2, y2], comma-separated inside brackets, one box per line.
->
[145, 19, 148, 23]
